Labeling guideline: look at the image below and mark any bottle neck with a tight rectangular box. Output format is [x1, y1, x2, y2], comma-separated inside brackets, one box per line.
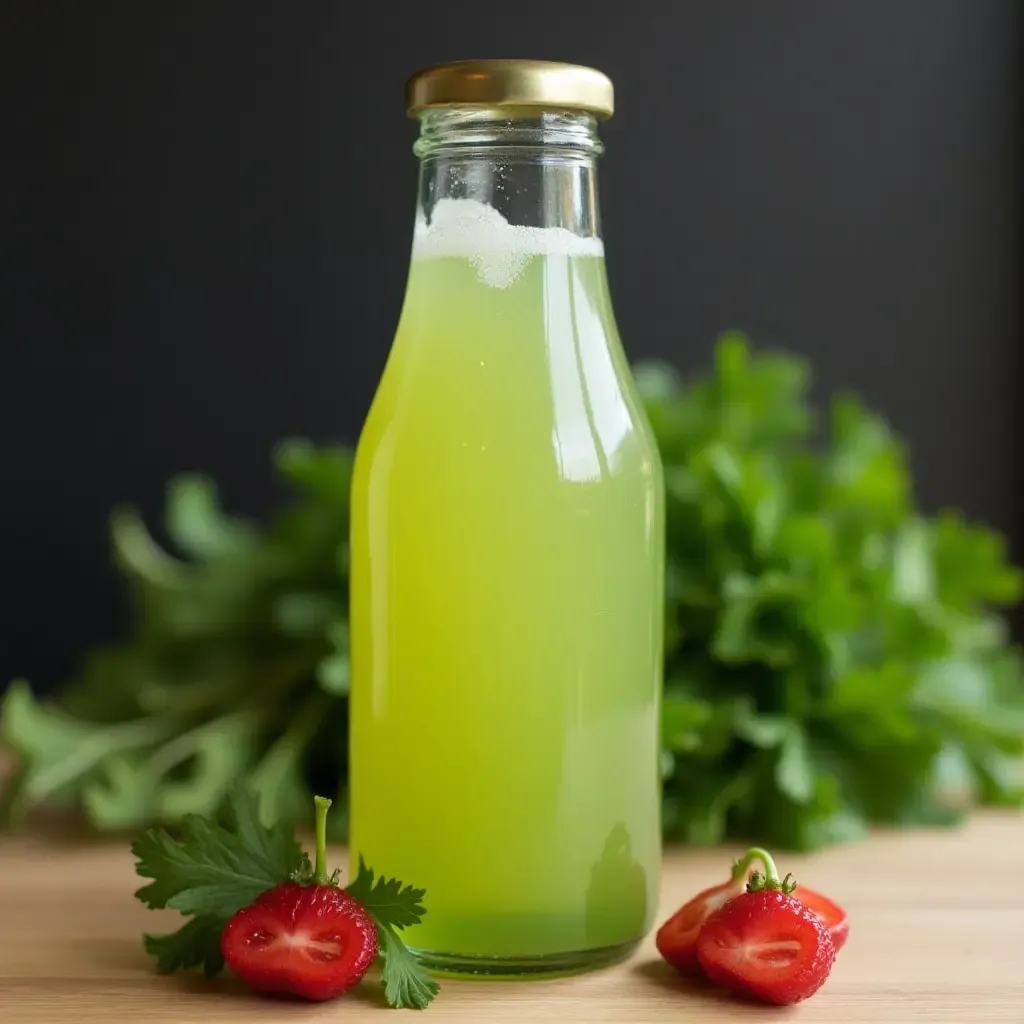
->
[413, 108, 604, 242]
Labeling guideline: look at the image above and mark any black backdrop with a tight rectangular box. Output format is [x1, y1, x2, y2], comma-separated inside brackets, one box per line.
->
[3, 1, 1021, 694]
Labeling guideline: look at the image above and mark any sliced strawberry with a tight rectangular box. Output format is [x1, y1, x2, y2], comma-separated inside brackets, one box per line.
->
[797, 885, 849, 951]
[655, 876, 747, 973]
[221, 882, 378, 1002]
[655, 870, 848, 974]
[696, 888, 836, 1005]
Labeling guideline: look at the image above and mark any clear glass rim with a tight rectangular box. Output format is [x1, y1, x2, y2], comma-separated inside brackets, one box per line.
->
[413, 107, 604, 160]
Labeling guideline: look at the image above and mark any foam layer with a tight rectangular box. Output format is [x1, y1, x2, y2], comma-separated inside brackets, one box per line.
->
[412, 198, 604, 289]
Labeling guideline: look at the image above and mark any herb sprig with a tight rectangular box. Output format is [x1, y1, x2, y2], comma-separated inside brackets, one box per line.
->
[132, 787, 437, 1009]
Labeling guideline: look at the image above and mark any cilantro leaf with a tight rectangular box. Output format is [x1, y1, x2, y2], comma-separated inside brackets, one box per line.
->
[346, 855, 428, 931]
[344, 855, 437, 1009]
[144, 916, 225, 978]
[132, 788, 308, 918]
[376, 923, 439, 1010]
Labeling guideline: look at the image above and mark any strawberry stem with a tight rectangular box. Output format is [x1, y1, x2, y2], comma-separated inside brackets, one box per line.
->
[731, 846, 798, 894]
[313, 795, 332, 885]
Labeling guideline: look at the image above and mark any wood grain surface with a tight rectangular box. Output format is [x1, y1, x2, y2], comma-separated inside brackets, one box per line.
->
[1, 811, 1021, 1023]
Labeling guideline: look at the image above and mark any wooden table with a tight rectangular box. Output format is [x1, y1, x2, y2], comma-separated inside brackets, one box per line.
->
[1, 812, 1021, 1022]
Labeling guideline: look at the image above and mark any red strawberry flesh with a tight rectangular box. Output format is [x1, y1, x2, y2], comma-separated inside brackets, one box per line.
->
[221, 882, 378, 1002]
[655, 871, 848, 974]
[655, 877, 746, 973]
[696, 889, 836, 1005]
[798, 885, 849, 950]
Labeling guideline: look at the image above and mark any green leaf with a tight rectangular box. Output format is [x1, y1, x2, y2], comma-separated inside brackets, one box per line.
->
[793, 807, 871, 850]
[702, 446, 786, 556]
[345, 856, 428, 931]
[735, 758, 871, 851]
[82, 755, 155, 830]
[825, 394, 909, 527]
[316, 653, 350, 696]
[931, 510, 1024, 610]
[662, 766, 755, 845]
[660, 693, 713, 753]
[712, 572, 803, 667]
[273, 592, 346, 637]
[775, 724, 814, 804]
[971, 749, 1024, 805]
[632, 360, 683, 403]
[79, 710, 270, 833]
[2, 679, 95, 758]
[166, 476, 257, 562]
[275, 438, 354, 508]
[58, 647, 153, 723]
[144, 916, 225, 978]
[132, 787, 309, 918]
[913, 658, 1024, 747]
[248, 691, 332, 828]
[891, 518, 935, 604]
[948, 612, 1007, 657]
[826, 663, 920, 741]
[109, 506, 189, 590]
[732, 702, 792, 749]
[151, 713, 264, 823]
[1, 680, 173, 818]
[710, 332, 813, 447]
[376, 923, 439, 1010]
[344, 856, 438, 1009]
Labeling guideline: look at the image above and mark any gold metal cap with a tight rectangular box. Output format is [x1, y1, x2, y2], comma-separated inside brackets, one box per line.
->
[405, 60, 614, 119]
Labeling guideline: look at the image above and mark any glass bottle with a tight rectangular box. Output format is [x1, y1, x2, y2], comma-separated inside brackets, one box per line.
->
[348, 60, 665, 977]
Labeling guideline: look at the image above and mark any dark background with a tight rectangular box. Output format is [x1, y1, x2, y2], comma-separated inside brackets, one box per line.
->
[3, 1, 1021, 695]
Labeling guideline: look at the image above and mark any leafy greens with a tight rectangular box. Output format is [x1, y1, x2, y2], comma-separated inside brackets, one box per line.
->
[3, 334, 1022, 850]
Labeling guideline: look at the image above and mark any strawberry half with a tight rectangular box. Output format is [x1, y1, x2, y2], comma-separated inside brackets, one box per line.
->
[221, 882, 378, 1001]
[697, 873, 837, 1005]
[220, 796, 378, 1002]
[655, 849, 849, 974]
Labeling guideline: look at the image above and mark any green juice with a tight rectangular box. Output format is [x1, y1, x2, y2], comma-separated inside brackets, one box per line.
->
[349, 199, 664, 973]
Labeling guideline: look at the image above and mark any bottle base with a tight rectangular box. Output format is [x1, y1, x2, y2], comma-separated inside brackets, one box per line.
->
[409, 937, 642, 980]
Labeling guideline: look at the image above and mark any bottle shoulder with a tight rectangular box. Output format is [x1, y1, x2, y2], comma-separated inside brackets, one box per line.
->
[354, 250, 661, 490]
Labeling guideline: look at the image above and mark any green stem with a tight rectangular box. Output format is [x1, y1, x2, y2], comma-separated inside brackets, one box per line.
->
[731, 846, 780, 884]
[313, 796, 333, 885]
[730, 846, 796, 893]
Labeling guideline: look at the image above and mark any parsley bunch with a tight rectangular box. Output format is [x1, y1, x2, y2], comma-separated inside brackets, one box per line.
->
[639, 338, 1023, 847]
[2, 334, 1022, 850]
